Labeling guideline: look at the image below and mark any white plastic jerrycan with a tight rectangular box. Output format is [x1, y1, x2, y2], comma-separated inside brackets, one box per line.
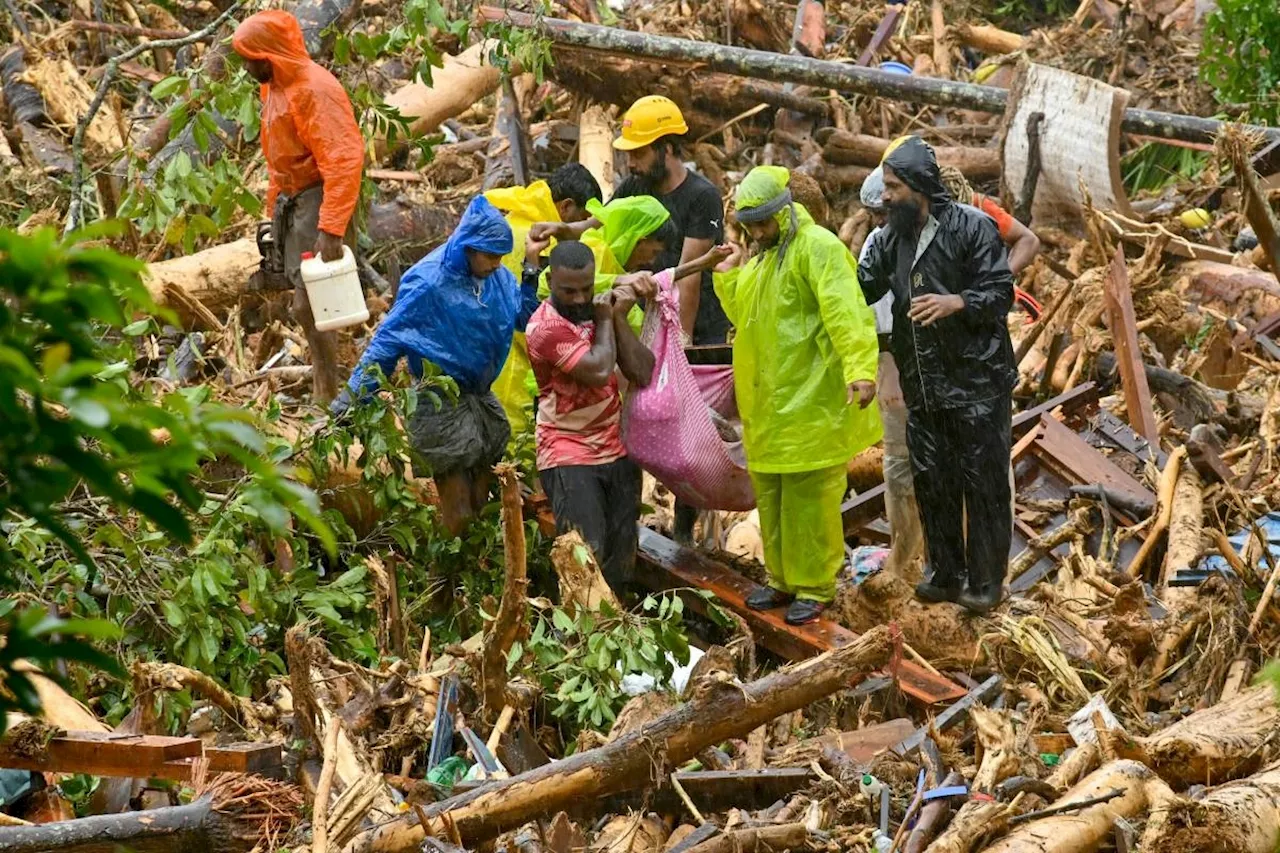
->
[300, 245, 370, 332]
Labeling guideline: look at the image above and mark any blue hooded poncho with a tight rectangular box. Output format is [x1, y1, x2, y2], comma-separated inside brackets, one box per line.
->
[347, 196, 538, 396]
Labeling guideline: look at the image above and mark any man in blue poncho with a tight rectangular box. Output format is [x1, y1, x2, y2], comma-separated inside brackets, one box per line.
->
[333, 196, 539, 534]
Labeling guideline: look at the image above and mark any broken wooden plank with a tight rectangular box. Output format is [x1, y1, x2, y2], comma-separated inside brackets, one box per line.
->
[635, 528, 967, 705]
[164, 742, 284, 778]
[813, 718, 915, 763]
[0, 730, 200, 779]
[892, 674, 1003, 756]
[1030, 414, 1154, 518]
[1103, 246, 1161, 445]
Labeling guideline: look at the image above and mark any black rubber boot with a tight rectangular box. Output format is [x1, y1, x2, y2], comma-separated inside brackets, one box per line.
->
[958, 562, 1006, 615]
[914, 564, 962, 603]
[745, 586, 793, 611]
[785, 599, 826, 625]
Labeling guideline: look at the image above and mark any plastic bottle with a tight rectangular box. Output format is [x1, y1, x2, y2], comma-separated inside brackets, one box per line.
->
[871, 829, 893, 852]
[299, 245, 369, 332]
[859, 773, 884, 799]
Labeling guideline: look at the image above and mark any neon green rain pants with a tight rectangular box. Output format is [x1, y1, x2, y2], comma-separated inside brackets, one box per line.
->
[750, 462, 847, 603]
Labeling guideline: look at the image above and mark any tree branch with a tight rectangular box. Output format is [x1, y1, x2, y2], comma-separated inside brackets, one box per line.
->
[64, 0, 245, 235]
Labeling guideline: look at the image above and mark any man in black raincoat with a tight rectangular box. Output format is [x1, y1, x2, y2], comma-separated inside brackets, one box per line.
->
[857, 136, 1016, 615]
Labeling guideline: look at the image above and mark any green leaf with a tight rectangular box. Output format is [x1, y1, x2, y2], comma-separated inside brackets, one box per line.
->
[150, 75, 189, 100]
[122, 319, 152, 336]
[161, 600, 187, 628]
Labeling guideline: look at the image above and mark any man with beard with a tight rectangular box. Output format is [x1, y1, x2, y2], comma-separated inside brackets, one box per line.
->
[857, 136, 1017, 615]
[526, 241, 657, 595]
[611, 96, 728, 546]
[716, 166, 880, 625]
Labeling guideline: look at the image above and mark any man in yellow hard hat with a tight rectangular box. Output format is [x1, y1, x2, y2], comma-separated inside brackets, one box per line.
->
[610, 96, 728, 350]
[614, 95, 729, 546]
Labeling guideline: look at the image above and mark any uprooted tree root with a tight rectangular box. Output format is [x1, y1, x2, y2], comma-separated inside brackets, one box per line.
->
[834, 572, 982, 667]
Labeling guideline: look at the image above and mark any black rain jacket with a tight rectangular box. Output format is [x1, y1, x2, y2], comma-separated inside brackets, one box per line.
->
[857, 137, 1016, 413]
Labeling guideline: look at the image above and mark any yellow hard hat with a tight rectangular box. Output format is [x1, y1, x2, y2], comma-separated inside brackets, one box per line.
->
[614, 95, 689, 151]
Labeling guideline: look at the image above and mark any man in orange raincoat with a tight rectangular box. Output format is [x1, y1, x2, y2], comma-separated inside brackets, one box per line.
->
[233, 10, 364, 404]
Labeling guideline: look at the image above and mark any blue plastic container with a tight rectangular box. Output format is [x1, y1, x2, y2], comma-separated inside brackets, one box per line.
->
[879, 61, 913, 76]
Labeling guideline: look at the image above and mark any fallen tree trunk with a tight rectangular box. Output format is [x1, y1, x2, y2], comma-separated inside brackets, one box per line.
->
[0, 796, 241, 853]
[375, 41, 506, 159]
[1158, 462, 1203, 611]
[983, 760, 1174, 853]
[476, 8, 1280, 146]
[144, 238, 262, 317]
[1139, 762, 1280, 853]
[820, 130, 1001, 181]
[342, 626, 893, 852]
[954, 23, 1025, 55]
[1130, 684, 1280, 788]
[683, 823, 809, 853]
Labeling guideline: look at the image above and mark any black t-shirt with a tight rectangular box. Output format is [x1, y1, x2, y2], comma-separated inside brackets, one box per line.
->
[614, 170, 730, 344]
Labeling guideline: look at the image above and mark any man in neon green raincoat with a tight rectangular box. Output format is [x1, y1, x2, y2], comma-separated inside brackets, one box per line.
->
[715, 166, 882, 625]
[487, 165, 602, 434]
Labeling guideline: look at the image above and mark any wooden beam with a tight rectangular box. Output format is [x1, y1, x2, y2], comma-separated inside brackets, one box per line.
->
[1102, 247, 1161, 445]
[1030, 414, 1154, 519]
[165, 742, 285, 778]
[0, 731, 199, 779]
[635, 528, 967, 705]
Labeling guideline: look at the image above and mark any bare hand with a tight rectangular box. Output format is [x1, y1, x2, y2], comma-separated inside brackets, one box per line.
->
[713, 242, 744, 272]
[847, 380, 876, 408]
[611, 287, 637, 316]
[315, 231, 345, 262]
[592, 292, 615, 318]
[526, 233, 551, 266]
[908, 293, 965, 327]
[616, 271, 658, 300]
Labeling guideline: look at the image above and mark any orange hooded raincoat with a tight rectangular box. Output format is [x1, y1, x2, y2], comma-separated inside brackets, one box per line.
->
[232, 11, 364, 236]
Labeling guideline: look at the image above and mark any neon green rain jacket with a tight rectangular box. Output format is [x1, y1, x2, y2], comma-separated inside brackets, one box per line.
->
[715, 167, 882, 474]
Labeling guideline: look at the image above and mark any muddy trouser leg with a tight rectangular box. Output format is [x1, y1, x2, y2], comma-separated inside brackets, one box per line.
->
[281, 185, 354, 405]
[878, 353, 924, 582]
[906, 404, 967, 589]
[541, 464, 617, 592]
[958, 394, 1013, 597]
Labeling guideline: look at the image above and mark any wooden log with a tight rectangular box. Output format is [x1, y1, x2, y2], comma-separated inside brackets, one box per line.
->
[482, 75, 530, 191]
[954, 23, 1025, 55]
[1139, 763, 1280, 853]
[144, 238, 261, 317]
[1134, 685, 1280, 787]
[0, 796, 241, 853]
[983, 760, 1174, 853]
[341, 626, 893, 852]
[930, 0, 951, 80]
[476, 8, 1280, 147]
[1158, 462, 1202, 611]
[1179, 261, 1280, 306]
[821, 130, 1001, 181]
[1125, 445, 1186, 579]
[578, 105, 615, 200]
[682, 823, 808, 853]
[1102, 246, 1160, 446]
[376, 41, 506, 159]
[550, 530, 622, 612]
[480, 464, 528, 715]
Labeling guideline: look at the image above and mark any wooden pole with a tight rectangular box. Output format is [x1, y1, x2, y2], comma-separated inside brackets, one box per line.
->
[1102, 246, 1160, 446]
[475, 8, 1280, 147]
[342, 626, 894, 852]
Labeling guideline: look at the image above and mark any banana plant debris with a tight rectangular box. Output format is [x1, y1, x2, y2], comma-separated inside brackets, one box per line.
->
[3, 0, 1280, 851]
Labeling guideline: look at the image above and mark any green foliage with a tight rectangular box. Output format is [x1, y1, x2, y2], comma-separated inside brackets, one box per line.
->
[1201, 0, 1280, 124]
[1122, 142, 1210, 195]
[518, 592, 694, 739]
[1258, 658, 1280, 698]
[988, 0, 1073, 26]
[0, 225, 332, 731]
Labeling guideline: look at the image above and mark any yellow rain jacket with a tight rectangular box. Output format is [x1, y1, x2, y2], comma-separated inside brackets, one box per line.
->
[485, 182, 562, 435]
[714, 167, 882, 474]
